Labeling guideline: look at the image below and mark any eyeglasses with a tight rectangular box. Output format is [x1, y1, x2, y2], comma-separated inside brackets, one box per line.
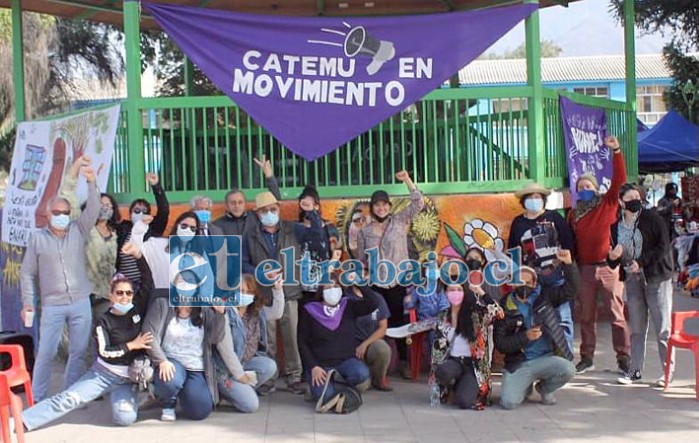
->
[258, 207, 278, 215]
[179, 223, 197, 232]
[51, 209, 70, 216]
[132, 208, 150, 215]
[115, 290, 134, 296]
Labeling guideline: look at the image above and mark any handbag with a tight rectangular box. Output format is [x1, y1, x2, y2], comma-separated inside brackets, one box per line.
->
[128, 355, 154, 390]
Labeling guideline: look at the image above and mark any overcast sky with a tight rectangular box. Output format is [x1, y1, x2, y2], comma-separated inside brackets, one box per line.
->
[485, 0, 673, 57]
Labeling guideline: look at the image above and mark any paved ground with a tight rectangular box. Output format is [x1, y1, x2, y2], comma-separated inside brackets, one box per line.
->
[18, 289, 699, 443]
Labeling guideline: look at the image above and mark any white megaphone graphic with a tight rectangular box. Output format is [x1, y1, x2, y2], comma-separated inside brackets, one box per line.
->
[343, 26, 395, 75]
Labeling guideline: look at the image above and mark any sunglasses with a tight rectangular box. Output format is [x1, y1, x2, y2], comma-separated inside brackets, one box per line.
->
[179, 223, 197, 232]
[115, 290, 134, 296]
[132, 208, 150, 215]
[51, 209, 70, 216]
[258, 207, 278, 215]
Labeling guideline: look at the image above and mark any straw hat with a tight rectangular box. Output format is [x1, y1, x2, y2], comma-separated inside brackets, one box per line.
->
[514, 182, 552, 199]
[254, 191, 278, 210]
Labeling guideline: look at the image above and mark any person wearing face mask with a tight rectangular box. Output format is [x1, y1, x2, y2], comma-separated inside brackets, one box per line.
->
[190, 195, 224, 236]
[242, 191, 305, 395]
[357, 170, 424, 378]
[298, 274, 378, 413]
[20, 275, 155, 431]
[295, 185, 341, 296]
[57, 157, 121, 364]
[494, 253, 578, 410]
[214, 274, 284, 411]
[20, 162, 100, 402]
[213, 155, 282, 236]
[117, 173, 170, 288]
[508, 182, 575, 354]
[430, 275, 504, 410]
[657, 182, 683, 242]
[568, 135, 631, 375]
[607, 184, 675, 386]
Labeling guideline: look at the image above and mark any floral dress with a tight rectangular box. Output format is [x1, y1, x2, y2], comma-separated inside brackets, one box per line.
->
[429, 293, 504, 410]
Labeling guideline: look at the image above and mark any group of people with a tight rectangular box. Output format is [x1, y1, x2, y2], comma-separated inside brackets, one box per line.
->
[14, 135, 679, 431]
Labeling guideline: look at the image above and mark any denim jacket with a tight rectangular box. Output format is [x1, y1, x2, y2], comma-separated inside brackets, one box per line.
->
[226, 287, 285, 361]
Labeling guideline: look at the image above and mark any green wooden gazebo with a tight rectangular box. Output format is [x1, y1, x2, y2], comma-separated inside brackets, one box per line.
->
[3, 0, 639, 204]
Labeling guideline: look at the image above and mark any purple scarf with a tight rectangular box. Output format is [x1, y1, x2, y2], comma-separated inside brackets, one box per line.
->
[304, 298, 348, 331]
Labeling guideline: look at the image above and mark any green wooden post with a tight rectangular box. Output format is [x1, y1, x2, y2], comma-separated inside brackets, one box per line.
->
[525, 0, 545, 185]
[184, 58, 195, 96]
[11, 0, 26, 122]
[124, 0, 145, 196]
[623, 0, 638, 179]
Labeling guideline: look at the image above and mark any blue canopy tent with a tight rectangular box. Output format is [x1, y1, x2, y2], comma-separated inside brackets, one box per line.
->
[638, 110, 699, 173]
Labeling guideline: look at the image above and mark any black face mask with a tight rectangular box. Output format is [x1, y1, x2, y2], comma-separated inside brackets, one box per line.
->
[514, 286, 534, 299]
[624, 199, 642, 213]
[466, 259, 483, 271]
[373, 213, 389, 223]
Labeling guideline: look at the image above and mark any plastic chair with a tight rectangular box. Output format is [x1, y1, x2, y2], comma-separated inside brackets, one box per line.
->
[407, 309, 426, 381]
[664, 311, 699, 400]
[0, 373, 25, 443]
[0, 346, 33, 407]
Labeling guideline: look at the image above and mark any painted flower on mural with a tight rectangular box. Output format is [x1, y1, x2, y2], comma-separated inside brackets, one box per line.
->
[462, 218, 505, 262]
[412, 210, 441, 242]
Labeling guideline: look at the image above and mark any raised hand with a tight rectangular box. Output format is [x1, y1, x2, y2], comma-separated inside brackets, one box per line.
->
[70, 155, 91, 179]
[253, 155, 273, 178]
[121, 242, 143, 259]
[146, 173, 159, 186]
[556, 249, 573, 265]
[81, 165, 96, 183]
[395, 170, 410, 182]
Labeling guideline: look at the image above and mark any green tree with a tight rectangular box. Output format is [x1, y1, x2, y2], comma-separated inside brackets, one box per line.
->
[480, 39, 563, 59]
[0, 11, 123, 170]
[611, 0, 699, 123]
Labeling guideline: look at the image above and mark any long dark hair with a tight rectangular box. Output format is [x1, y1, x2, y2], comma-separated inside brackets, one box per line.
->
[166, 211, 202, 252]
[175, 307, 204, 327]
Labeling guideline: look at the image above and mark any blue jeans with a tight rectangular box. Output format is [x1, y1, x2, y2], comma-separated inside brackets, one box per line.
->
[500, 355, 575, 410]
[153, 359, 213, 420]
[216, 355, 276, 413]
[307, 358, 370, 402]
[557, 302, 574, 355]
[22, 363, 137, 430]
[33, 297, 92, 401]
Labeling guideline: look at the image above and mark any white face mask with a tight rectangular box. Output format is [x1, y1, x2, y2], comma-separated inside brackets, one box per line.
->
[177, 226, 196, 242]
[322, 287, 343, 306]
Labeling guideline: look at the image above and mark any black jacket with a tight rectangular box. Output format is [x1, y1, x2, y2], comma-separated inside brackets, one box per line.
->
[494, 264, 579, 373]
[607, 208, 674, 284]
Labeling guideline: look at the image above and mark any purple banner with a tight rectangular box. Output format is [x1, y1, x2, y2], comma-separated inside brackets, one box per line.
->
[144, 2, 537, 160]
[560, 96, 611, 203]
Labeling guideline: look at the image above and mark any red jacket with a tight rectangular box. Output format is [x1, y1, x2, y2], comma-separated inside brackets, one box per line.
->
[570, 152, 627, 265]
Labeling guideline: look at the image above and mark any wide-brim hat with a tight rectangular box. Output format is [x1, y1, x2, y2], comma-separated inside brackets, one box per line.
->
[514, 182, 552, 199]
[254, 191, 278, 210]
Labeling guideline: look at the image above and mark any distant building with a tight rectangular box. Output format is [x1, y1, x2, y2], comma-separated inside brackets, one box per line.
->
[459, 54, 677, 125]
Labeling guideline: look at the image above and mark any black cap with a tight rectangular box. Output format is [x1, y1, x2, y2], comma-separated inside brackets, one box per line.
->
[370, 190, 390, 206]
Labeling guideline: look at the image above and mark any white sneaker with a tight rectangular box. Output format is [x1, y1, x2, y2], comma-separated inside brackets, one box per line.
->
[653, 375, 672, 388]
[535, 382, 557, 406]
[161, 408, 176, 422]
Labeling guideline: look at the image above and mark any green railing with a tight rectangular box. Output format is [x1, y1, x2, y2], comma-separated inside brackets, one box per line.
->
[109, 86, 634, 203]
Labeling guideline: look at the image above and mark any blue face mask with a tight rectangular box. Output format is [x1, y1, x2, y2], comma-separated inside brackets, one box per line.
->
[50, 214, 70, 230]
[578, 189, 596, 202]
[195, 210, 211, 224]
[524, 198, 544, 212]
[237, 293, 255, 307]
[260, 211, 279, 227]
[112, 302, 134, 315]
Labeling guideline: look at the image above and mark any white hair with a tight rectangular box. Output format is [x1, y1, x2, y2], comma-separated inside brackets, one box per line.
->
[46, 196, 71, 213]
[189, 195, 212, 209]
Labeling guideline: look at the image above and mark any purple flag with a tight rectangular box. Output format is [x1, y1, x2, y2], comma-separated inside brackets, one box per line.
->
[144, 2, 537, 160]
[560, 96, 611, 202]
